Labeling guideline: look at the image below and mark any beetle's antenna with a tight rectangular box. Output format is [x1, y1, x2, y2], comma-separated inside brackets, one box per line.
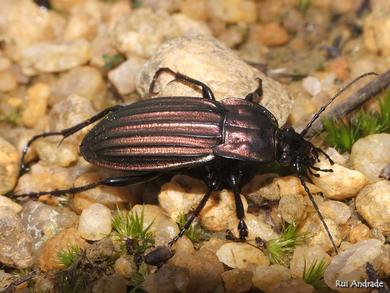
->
[298, 175, 338, 254]
[300, 72, 378, 137]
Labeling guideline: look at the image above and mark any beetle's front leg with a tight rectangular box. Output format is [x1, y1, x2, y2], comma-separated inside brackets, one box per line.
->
[229, 171, 248, 241]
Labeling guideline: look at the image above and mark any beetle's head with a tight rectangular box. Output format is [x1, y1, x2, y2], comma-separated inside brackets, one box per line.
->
[275, 126, 320, 176]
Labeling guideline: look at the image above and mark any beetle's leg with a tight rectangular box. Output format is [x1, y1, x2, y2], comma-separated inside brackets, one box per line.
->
[229, 172, 248, 241]
[245, 78, 263, 102]
[149, 67, 216, 100]
[10, 173, 159, 199]
[18, 105, 124, 177]
[167, 178, 218, 247]
[144, 175, 218, 266]
[310, 166, 333, 173]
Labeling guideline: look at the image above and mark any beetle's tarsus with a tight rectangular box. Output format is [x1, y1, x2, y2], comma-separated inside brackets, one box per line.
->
[245, 78, 263, 102]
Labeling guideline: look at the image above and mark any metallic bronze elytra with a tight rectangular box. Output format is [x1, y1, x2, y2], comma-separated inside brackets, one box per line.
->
[13, 67, 378, 265]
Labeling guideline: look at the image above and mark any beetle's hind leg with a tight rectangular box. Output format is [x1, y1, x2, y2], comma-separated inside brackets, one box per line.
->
[245, 78, 263, 102]
[18, 105, 124, 177]
[144, 174, 219, 266]
[149, 67, 216, 100]
[11, 173, 160, 200]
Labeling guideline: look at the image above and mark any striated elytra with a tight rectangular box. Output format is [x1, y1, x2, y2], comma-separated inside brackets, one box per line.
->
[14, 68, 377, 266]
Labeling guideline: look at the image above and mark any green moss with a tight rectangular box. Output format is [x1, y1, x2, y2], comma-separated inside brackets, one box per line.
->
[57, 246, 81, 268]
[112, 208, 155, 255]
[303, 258, 328, 289]
[264, 222, 309, 265]
[176, 212, 210, 244]
[102, 53, 124, 70]
[323, 91, 390, 152]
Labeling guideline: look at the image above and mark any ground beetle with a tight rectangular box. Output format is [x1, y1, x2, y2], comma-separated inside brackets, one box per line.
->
[13, 68, 377, 265]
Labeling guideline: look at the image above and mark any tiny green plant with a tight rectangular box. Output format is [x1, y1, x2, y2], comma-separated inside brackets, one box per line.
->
[298, 0, 310, 15]
[57, 246, 81, 268]
[176, 212, 209, 244]
[112, 208, 155, 255]
[303, 258, 329, 289]
[131, 0, 142, 9]
[323, 91, 390, 152]
[264, 222, 309, 265]
[102, 53, 124, 70]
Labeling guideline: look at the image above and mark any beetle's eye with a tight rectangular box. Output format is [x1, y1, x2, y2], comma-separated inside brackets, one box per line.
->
[279, 152, 291, 166]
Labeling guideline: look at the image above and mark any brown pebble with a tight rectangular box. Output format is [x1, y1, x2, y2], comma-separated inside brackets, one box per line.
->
[251, 23, 289, 47]
[349, 224, 371, 243]
[326, 56, 350, 81]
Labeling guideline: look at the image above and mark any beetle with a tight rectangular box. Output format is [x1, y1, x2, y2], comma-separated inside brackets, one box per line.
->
[13, 68, 376, 265]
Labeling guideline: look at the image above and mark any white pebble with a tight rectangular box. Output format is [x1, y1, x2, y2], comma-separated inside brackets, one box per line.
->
[78, 203, 112, 241]
[302, 76, 321, 96]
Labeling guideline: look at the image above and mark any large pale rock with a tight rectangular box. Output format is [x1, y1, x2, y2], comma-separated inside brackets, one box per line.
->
[351, 134, 390, 183]
[324, 239, 389, 292]
[136, 35, 292, 125]
[356, 180, 390, 235]
[0, 136, 19, 194]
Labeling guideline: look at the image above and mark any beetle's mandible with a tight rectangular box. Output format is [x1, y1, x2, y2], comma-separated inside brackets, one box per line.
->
[13, 68, 378, 265]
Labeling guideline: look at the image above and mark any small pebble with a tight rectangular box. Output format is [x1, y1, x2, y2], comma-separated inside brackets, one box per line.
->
[158, 175, 207, 221]
[51, 66, 105, 104]
[200, 189, 248, 232]
[21, 39, 92, 75]
[108, 57, 145, 95]
[0, 195, 22, 213]
[34, 137, 78, 168]
[0, 207, 33, 269]
[0, 136, 19, 194]
[268, 279, 316, 293]
[114, 256, 134, 279]
[71, 172, 139, 214]
[349, 223, 371, 243]
[180, 0, 208, 21]
[227, 213, 279, 241]
[169, 243, 224, 292]
[310, 159, 367, 200]
[21, 83, 50, 129]
[251, 23, 289, 47]
[319, 200, 351, 225]
[142, 264, 190, 293]
[221, 269, 253, 293]
[299, 213, 341, 252]
[252, 265, 291, 292]
[290, 245, 331, 278]
[38, 227, 89, 271]
[78, 203, 112, 241]
[350, 133, 390, 183]
[21, 201, 78, 253]
[112, 9, 180, 58]
[302, 76, 322, 96]
[92, 274, 128, 293]
[278, 193, 306, 223]
[356, 180, 390, 235]
[326, 56, 350, 81]
[85, 238, 114, 262]
[216, 242, 269, 270]
[207, 0, 257, 23]
[0, 70, 17, 92]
